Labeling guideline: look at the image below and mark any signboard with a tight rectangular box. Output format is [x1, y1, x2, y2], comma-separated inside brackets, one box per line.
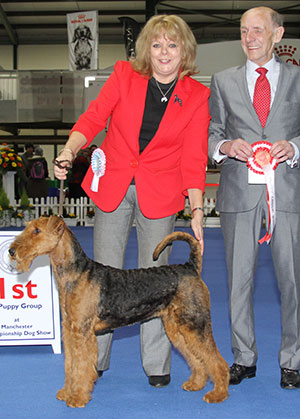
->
[0, 232, 61, 354]
[17, 71, 61, 122]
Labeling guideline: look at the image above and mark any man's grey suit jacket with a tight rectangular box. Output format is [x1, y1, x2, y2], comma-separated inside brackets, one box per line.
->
[208, 57, 300, 214]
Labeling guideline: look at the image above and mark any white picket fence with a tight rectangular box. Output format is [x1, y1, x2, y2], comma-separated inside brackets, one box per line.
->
[14, 196, 219, 226]
[20, 196, 96, 225]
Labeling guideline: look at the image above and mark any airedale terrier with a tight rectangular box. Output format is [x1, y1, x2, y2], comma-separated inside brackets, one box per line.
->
[9, 215, 229, 408]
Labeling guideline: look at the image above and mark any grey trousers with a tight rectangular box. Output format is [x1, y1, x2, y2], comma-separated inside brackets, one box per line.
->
[94, 185, 176, 376]
[221, 194, 300, 369]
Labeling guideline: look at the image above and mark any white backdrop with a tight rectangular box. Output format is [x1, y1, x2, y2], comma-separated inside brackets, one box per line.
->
[196, 38, 300, 75]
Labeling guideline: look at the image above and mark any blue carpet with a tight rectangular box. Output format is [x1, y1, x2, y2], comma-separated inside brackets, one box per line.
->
[1, 226, 300, 418]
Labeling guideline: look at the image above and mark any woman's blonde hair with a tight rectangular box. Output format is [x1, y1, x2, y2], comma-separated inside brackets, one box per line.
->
[130, 15, 198, 79]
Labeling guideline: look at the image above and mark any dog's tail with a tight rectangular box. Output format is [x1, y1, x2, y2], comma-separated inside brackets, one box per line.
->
[153, 232, 202, 274]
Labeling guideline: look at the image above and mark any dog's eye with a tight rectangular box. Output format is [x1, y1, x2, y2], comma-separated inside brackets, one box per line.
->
[33, 228, 40, 235]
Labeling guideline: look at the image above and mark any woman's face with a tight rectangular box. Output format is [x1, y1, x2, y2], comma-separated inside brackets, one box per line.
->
[150, 33, 182, 83]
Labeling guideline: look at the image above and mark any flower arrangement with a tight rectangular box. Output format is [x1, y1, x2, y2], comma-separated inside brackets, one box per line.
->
[0, 144, 23, 173]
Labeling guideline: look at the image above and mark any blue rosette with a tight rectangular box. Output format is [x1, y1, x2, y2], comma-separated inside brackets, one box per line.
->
[90, 148, 106, 192]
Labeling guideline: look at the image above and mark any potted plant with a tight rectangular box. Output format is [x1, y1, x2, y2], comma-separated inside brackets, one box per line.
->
[19, 189, 34, 221]
[15, 211, 24, 227]
[63, 208, 78, 226]
[85, 209, 95, 226]
[0, 186, 13, 226]
[0, 205, 4, 227]
[175, 210, 191, 227]
[203, 207, 221, 228]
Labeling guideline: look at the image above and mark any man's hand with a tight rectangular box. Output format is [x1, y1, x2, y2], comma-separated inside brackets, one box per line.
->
[220, 138, 253, 161]
[270, 140, 294, 163]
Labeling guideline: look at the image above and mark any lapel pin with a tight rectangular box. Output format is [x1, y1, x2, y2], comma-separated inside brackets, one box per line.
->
[174, 94, 182, 106]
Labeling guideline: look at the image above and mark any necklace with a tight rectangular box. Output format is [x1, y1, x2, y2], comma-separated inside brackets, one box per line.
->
[154, 77, 177, 102]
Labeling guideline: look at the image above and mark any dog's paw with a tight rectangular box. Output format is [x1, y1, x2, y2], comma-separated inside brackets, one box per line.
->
[56, 388, 68, 401]
[203, 389, 229, 404]
[182, 379, 204, 391]
[65, 393, 91, 408]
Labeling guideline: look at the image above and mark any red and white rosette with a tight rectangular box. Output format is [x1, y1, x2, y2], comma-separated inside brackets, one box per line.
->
[90, 148, 106, 192]
[247, 141, 278, 244]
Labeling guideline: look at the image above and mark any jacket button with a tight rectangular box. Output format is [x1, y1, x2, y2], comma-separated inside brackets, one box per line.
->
[130, 159, 139, 168]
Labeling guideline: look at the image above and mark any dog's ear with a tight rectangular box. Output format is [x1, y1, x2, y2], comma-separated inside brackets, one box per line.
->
[47, 215, 65, 236]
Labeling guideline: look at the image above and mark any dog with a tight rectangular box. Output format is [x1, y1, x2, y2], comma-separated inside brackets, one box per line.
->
[72, 25, 93, 70]
[9, 215, 229, 408]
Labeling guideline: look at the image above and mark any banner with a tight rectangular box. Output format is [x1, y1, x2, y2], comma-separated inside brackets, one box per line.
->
[67, 11, 98, 71]
[119, 17, 141, 60]
[0, 232, 61, 354]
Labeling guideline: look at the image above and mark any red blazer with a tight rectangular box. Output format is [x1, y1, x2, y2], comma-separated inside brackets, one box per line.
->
[73, 61, 210, 218]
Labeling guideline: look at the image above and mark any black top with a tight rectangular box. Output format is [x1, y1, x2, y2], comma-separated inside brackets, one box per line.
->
[139, 77, 177, 153]
[131, 77, 177, 185]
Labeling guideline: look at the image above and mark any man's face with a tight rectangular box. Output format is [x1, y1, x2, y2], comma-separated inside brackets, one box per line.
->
[240, 9, 284, 66]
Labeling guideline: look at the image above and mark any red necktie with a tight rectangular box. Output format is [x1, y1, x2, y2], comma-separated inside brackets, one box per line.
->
[253, 67, 271, 128]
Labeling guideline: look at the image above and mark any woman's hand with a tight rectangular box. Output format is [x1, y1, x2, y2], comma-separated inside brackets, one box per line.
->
[53, 149, 74, 180]
[190, 209, 204, 255]
[53, 131, 87, 180]
[187, 188, 205, 255]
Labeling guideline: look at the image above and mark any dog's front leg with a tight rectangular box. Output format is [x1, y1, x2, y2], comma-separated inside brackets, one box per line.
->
[65, 327, 98, 408]
[56, 316, 73, 402]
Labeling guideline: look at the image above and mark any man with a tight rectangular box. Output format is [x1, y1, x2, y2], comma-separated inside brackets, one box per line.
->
[19, 143, 34, 195]
[208, 6, 300, 389]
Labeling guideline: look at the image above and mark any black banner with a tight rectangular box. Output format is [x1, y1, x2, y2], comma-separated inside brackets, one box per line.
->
[119, 17, 141, 60]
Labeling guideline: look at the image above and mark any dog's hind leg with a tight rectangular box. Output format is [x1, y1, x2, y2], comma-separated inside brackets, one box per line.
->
[162, 319, 208, 387]
[196, 336, 229, 404]
[162, 312, 229, 403]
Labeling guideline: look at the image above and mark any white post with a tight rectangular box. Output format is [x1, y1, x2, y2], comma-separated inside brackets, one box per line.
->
[2, 171, 16, 206]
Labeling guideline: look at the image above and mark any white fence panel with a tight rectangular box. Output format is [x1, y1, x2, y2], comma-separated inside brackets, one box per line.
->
[13, 197, 218, 226]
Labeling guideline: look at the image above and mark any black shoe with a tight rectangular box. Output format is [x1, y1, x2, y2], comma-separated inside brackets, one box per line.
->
[148, 374, 170, 387]
[229, 363, 256, 385]
[97, 370, 103, 378]
[280, 368, 300, 389]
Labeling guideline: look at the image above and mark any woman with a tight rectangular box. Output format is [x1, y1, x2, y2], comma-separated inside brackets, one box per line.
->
[54, 14, 210, 388]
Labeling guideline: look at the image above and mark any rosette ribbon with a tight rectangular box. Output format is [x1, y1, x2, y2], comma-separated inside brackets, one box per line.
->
[90, 148, 106, 192]
[247, 141, 278, 244]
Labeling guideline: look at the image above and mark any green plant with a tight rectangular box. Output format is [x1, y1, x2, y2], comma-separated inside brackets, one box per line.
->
[0, 186, 10, 209]
[19, 189, 31, 209]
